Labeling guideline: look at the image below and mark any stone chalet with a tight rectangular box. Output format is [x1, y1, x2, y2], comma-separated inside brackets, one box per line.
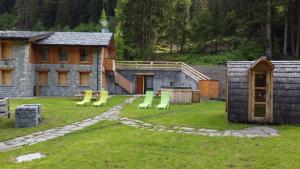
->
[0, 31, 218, 98]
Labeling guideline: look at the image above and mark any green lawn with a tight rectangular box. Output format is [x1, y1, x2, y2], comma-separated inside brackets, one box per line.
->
[0, 97, 299, 168]
[120, 97, 250, 130]
[0, 96, 128, 142]
[0, 121, 299, 169]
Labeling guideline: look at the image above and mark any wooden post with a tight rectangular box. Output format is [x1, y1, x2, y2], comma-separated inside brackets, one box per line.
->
[7, 98, 10, 118]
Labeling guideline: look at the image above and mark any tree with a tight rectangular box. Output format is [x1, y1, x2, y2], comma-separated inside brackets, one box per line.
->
[121, 0, 161, 58]
[40, 0, 59, 28]
[266, 0, 272, 59]
[0, 13, 17, 30]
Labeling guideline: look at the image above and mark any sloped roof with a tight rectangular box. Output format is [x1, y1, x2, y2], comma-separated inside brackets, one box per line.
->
[35, 32, 113, 47]
[227, 61, 300, 82]
[0, 31, 51, 40]
[0, 31, 113, 47]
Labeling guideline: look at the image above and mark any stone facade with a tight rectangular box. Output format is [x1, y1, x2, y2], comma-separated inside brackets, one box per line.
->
[108, 70, 199, 95]
[37, 50, 102, 97]
[0, 41, 36, 97]
[0, 42, 102, 97]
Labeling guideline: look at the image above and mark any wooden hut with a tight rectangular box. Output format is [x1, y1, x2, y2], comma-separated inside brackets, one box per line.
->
[227, 57, 300, 124]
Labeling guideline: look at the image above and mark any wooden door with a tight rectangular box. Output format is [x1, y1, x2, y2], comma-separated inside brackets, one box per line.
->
[136, 75, 144, 94]
[250, 71, 273, 123]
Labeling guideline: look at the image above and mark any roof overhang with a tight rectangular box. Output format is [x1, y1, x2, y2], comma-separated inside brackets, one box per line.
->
[249, 57, 275, 71]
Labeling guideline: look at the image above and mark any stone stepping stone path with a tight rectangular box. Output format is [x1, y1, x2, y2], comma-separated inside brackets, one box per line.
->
[16, 152, 46, 163]
[0, 96, 279, 153]
[0, 97, 135, 153]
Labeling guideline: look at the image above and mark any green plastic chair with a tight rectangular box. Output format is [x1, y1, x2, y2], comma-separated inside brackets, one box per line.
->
[76, 90, 93, 106]
[156, 91, 170, 110]
[92, 91, 108, 107]
[137, 91, 154, 109]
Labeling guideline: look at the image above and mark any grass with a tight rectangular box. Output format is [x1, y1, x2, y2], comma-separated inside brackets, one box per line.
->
[0, 96, 128, 142]
[0, 121, 299, 168]
[0, 97, 299, 168]
[120, 97, 250, 130]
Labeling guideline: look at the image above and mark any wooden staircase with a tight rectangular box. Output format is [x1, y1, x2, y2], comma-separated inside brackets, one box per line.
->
[104, 58, 133, 94]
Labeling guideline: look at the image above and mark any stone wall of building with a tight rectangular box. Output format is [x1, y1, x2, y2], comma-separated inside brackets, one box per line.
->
[38, 50, 102, 97]
[0, 41, 36, 97]
[0, 42, 102, 97]
[108, 70, 199, 95]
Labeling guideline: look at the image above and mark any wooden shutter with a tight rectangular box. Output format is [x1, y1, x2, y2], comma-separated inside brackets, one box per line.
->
[58, 72, 68, 86]
[80, 72, 90, 86]
[39, 72, 48, 86]
[1, 70, 12, 85]
[1, 42, 13, 59]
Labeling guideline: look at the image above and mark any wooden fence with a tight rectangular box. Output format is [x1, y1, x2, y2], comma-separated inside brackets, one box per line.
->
[0, 98, 10, 118]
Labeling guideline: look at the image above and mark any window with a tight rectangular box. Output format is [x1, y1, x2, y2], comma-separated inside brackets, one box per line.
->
[59, 48, 69, 62]
[0, 42, 12, 60]
[0, 69, 13, 86]
[38, 47, 49, 62]
[80, 48, 90, 63]
[38, 71, 48, 86]
[58, 71, 68, 86]
[79, 72, 90, 86]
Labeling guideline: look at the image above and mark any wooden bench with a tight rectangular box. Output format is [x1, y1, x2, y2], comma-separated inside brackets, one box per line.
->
[0, 98, 10, 118]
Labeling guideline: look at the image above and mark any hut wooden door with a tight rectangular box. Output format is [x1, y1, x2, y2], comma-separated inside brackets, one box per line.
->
[249, 71, 273, 123]
[136, 75, 144, 94]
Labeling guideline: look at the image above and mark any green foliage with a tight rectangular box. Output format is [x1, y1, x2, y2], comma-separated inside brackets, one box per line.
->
[239, 40, 264, 60]
[150, 49, 261, 65]
[73, 22, 99, 32]
[0, 13, 17, 30]
[32, 20, 45, 31]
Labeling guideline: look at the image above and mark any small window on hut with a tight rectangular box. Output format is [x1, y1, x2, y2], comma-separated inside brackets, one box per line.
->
[59, 48, 69, 62]
[79, 72, 90, 86]
[38, 47, 49, 62]
[38, 71, 48, 86]
[80, 48, 90, 63]
[0, 69, 13, 86]
[0, 42, 13, 60]
[58, 71, 68, 86]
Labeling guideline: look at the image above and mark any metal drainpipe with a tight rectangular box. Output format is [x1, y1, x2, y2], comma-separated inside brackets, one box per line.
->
[96, 48, 102, 91]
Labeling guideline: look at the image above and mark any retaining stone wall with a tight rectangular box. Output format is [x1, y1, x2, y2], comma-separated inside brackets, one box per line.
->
[108, 70, 199, 95]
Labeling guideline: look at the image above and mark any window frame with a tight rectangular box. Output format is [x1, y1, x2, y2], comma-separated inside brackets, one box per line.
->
[57, 71, 69, 87]
[0, 69, 13, 86]
[79, 71, 91, 87]
[79, 48, 90, 63]
[38, 47, 49, 63]
[37, 71, 49, 86]
[59, 47, 69, 63]
[0, 42, 13, 60]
